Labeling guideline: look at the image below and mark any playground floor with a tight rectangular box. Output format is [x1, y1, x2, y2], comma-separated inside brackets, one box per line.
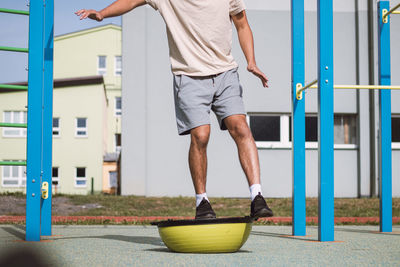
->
[0, 225, 399, 266]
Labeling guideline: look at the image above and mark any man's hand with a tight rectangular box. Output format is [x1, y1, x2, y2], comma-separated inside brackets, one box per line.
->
[75, 0, 146, 22]
[75, 9, 104, 21]
[247, 64, 269, 88]
[232, 11, 269, 88]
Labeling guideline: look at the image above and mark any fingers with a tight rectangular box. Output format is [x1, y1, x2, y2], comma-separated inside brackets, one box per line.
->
[250, 67, 269, 88]
[75, 9, 97, 20]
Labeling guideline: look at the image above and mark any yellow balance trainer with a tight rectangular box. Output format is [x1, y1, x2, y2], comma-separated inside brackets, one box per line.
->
[153, 217, 253, 253]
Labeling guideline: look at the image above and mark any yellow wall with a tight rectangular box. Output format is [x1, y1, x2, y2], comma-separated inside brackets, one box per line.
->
[54, 24, 122, 156]
[0, 84, 106, 194]
[0, 25, 121, 194]
[54, 25, 122, 88]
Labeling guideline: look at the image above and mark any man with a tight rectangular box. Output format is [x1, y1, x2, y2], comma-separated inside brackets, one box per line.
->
[76, 0, 273, 219]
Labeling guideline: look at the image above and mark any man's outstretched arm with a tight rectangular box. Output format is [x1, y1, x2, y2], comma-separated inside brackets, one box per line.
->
[232, 11, 268, 88]
[75, 0, 146, 21]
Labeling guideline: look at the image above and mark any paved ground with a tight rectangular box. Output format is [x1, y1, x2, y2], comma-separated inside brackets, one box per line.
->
[0, 225, 399, 266]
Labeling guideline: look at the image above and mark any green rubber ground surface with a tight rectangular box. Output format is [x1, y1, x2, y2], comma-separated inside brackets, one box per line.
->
[0, 225, 399, 266]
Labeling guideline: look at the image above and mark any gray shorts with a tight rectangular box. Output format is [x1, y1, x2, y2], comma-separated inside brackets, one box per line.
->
[173, 67, 246, 135]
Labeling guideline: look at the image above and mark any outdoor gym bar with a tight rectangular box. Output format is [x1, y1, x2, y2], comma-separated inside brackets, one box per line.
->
[291, 0, 396, 241]
[0, 84, 28, 90]
[0, 122, 27, 128]
[296, 81, 400, 100]
[382, 2, 400, 21]
[0, 8, 29, 16]
[0, 161, 27, 166]
[0, 46, 29, 53]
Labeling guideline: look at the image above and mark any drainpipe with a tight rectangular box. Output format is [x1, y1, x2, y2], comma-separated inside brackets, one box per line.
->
[367, 0, 377, 197]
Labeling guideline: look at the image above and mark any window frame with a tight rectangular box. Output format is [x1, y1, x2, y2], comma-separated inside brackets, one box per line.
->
[74, 167, 87, 188]
[75, 118, 88, 138]
[53, 117, 60, 137]
[115, 96, 122, 117]
[114, 56, 122, 76]
[2, 111, 27, 138]
[115, 133, 121, 153]
[247, 114, 290, 149]
[392, 114, 400, 149]
[247, 113, 358, 150]
[97, 55, 107, 76]
[1, 162, 26, 188]
[52, 167, 60, 187]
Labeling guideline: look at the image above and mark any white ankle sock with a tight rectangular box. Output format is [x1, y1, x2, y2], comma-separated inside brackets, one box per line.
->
[196, 193, 209, 207]
[250, 184, 262, 201]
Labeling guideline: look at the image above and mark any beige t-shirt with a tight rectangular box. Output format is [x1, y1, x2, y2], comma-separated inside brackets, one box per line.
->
[145, 0, 246, 76]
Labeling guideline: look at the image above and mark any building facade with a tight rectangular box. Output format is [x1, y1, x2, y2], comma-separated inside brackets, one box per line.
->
[0, 24, 122, 194]
[121, 0, 400, 197]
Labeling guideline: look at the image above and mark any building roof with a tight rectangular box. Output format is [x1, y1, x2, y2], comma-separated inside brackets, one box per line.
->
[0, 75, 104, 93]
[55, 24, 121, 42]
[104, 152, 120, 162]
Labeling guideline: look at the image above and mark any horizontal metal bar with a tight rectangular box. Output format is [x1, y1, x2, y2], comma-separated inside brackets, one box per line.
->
[0, 46, 28, 53]
[0, 8, 29, 16]
[296, 81, 400, 100]
[309, 85, 400, 90]
[296, 79, 318, 100]
[0, 122, 27, 128]
[0, 161, 27, 166]
[0, 84, 28, 90]
[384, 3, 400, 18]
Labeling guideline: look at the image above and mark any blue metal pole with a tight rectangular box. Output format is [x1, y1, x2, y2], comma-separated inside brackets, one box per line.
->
[291, 0, 306, 236]
[26, 0, 45, 242]
[41, 0, 54, 236]
[377, 0, 392, 233]
[317, 0, 334, 242]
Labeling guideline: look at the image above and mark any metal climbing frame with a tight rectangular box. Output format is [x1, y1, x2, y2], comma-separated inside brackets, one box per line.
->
[0, 1, 54, 241]
[291, 0, 397, 241]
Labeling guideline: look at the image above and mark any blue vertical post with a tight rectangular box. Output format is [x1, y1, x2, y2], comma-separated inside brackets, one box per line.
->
[291, 0, 306, 236]
[377, 0, 392, 233]
[26, 0, 45, 242]
[41, 0, 54, 236]
[317, 0, 334, 241]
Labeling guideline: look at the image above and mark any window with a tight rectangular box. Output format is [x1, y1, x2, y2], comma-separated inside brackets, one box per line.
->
[53, 118, 60, 136]
[248, 113, 357, 149]
[75, 118, 87, 137]
[115, 56, 122, 76]
[248, 114, 290, 148]
[115, 133, 121, 152]
[2, 111, 27, 137]
[75, 167, 86, 187]
[97, 56, 106, 75]
[115, 97, 121, 116]
[109, 171, 118, 188]
[334, 115, 357, 145]
[52, 167, 59, 187]
[2, 162, 26, 187]
[289, 116, 318, 143]
[393, 116, 400, 149]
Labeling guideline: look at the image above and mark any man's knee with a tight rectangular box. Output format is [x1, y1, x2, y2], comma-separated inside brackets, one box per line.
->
[190, 125, 210, 148]
[229, 121, 252, 141]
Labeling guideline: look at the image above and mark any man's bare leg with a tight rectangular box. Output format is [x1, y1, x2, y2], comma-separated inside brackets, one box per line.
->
[224, 114, 273, 218]
[189, 125, 210, 194]
[223, 114, 260, 186]
[189, 124, 216, 219]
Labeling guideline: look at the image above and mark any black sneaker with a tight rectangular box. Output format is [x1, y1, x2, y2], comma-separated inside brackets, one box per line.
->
[250, 193, 273, 219]
[195, 198, 216, 219]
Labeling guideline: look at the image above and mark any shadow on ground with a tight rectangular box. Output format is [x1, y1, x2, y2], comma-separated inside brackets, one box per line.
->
[251, 230, 313, 242]
[144, 248, 251, 254]
[1, 225, 164, 246]
[334, 227, 400, 236]
[1, 226, 25, 240]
